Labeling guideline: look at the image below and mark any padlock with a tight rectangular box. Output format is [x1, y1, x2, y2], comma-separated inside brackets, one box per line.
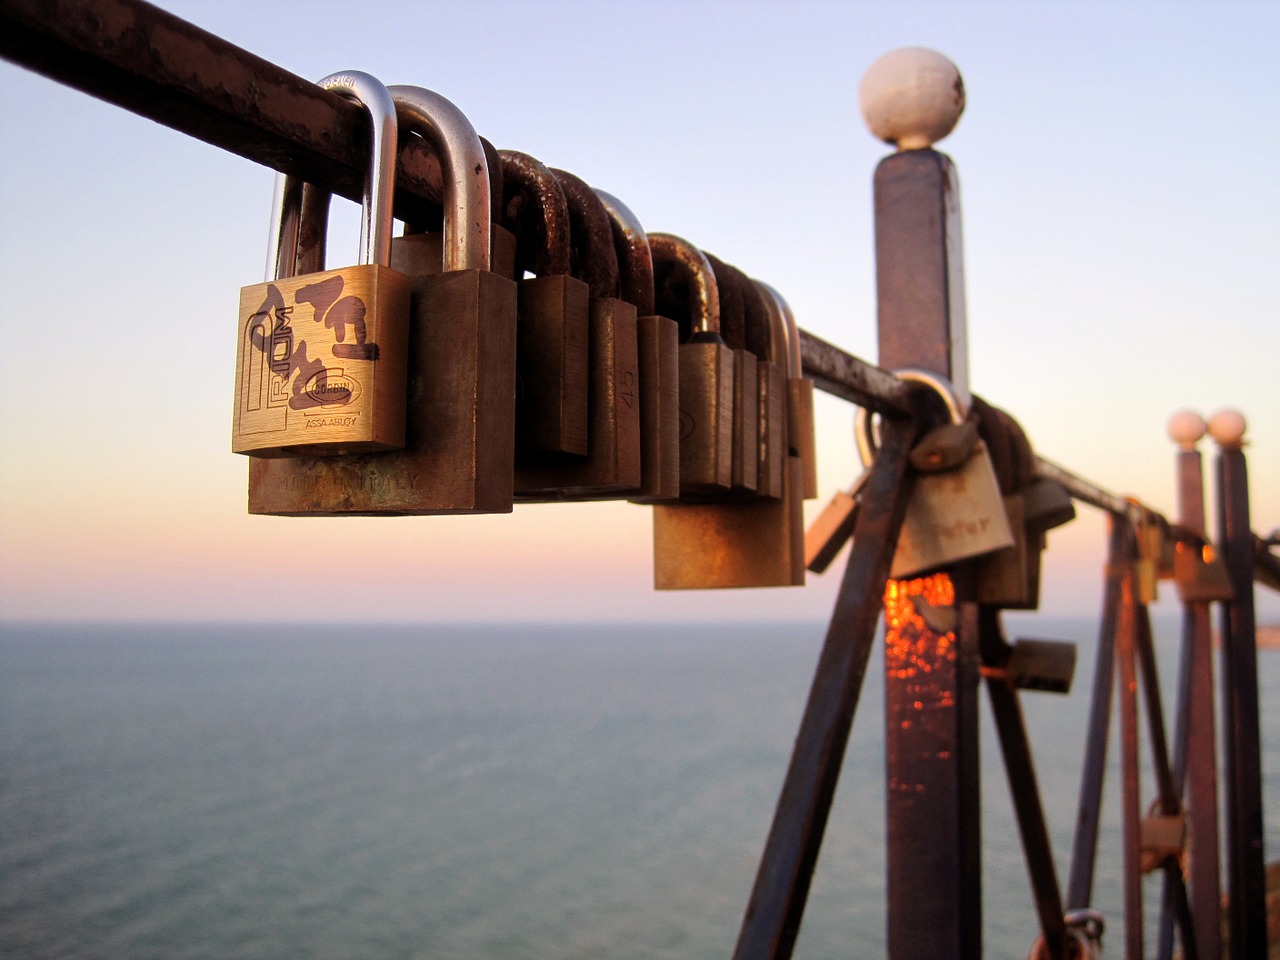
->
[247, 83, 518, 515]
[743, 278, 785, 500]
[514, 170, 641, 499]
[495, 150, 590, 457]
[1173, 539, 1234, 603]
[1003, 638, 1077, 693]
[233, 71, 410, 459]
[855, 368, 1015, 579]
[1129, 503, 1159, 604]
[977, 493, 1036, 607]
[652, 276, 805, 588]
[771, 290, 819, 499]
[650, 233, 735, 496]
[595, 189, 681, 503]
[1020, 477, 1076, 534]
[704, 254, 759, 495]
[805, 468, 872, 573]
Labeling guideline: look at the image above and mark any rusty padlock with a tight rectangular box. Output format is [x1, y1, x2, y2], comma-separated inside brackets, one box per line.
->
[234, 71, 410, 459]
[248, 83, 518, 514]
[856, 369, 1014, 579]
[805, 466, 875, 574]
[1129, 503, 1159, 604]
[743, 277, 786, 500]
[650, 233, 735, 496]
[652, 276, 805, 588]
[515, 170, 641, 499]
[771, 290, 818, 499]
[1173, 538, 1234, 603]
[595, 189, 681, 503]
[704, 254, 759, 495]
[499, 150, 589, 457]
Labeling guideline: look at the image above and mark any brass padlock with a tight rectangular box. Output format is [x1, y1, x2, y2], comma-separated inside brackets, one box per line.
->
[705, 254, 759, 495]
[514, 170, 641, 500]
[595, 189, 681, 503]
[650, 233, 735, 496]
[499, 150, 589, 457]
[234, 71, 410, 458]
[652, 277, 805, 588]
[1173, 539, 1234, 603]
[856, 369, 1015, 579]
[248, 83, 518, 515]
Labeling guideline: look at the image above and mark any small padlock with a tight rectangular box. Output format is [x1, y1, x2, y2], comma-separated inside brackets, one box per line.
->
[805, 468, 872, 573]
[499, 150, 589, 457]
[855, 369, 1015, 579]
[1173, 539, 1234, 603]
[652, 276, 805, 588]
[1129, 503, 1159, 604]
[514, 170, 641, 500]
[248, 83, 518, 515]
[650, 233, 735, 496]
[743, 278, 786, 500]
[705, 254, 759, 496]
[1021, 477, 1076, 534]
[977, 493, 1035, 607]
[233, 71, 410, 459]
[595, 189, 681, 503]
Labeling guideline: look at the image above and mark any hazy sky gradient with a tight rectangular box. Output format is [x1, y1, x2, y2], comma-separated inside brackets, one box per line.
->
[1, 1, 1276, 624]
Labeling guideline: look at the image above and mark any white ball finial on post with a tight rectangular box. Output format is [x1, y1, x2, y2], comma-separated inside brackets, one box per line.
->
[1167, 409, 1207, 450]
[1207, 409, 1248, 448]
[859, 47, 965, 150]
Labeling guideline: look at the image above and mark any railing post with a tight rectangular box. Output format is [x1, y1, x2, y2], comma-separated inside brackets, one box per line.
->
[1209, 410, 1268, 959]
[862, 49, 981, 959]
[1162, 411, 1221, 960]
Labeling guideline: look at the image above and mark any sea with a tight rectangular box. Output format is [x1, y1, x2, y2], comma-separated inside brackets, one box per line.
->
[1, 618, 1275, 960]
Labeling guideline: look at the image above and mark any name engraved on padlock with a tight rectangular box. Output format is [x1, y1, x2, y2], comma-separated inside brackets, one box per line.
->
[275, 471, 422, 493]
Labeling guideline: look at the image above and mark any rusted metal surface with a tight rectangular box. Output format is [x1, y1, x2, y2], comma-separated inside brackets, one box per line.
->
[1115, 527, 1144, 960]
[732, 414, 916, 960]
[0, 0, 470, 226]
[797, 329, 914, 416]
[874, 145, 981, 960]
[980, 609, 1068, 960]
[1066, 516, 1124, 910]
[1034, 457, 1132, 517]
[1215, 446, 1268, 960]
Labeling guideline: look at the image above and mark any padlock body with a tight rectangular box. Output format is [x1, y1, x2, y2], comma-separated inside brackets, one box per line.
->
[631, 314, 681, 502]
[756, 360, 787, 500]
[515, 297, 641, 500]
[804, 489, 858, 574]
[247, 267, 517, 514]
[1173, 543, 1234, 603]
[677, 335, 735, 495]
[787, 378, 819, 499]
[890, 440, 1015, 579]
[654, 455, 805, 589]
[978, 494, 1040, 608]
[730, 349, 759, 493]
[514, 274, 590, 456]
[389, 224, 519, 281]
[233, 264, 410, 457]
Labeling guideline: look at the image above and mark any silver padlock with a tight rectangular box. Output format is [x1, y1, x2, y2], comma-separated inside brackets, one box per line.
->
[856, 368, 1014, 579]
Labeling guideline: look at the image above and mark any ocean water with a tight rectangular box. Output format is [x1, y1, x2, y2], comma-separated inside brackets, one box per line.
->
[1, 619, 1275, 959]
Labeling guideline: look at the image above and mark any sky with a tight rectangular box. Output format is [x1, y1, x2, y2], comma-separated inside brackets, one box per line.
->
[0, 0, 1277, 625]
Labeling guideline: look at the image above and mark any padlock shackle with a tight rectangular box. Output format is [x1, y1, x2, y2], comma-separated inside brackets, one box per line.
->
[648, 232, 720, 336]
[388, 85, 490, 273]
[753, 280, 791, 371]
[264, 71, 398, 280]
[855, 367, 968, 467]
[321, 72, 398, 269]
[499, 150, 570, 278]
[755, 280, 802, 379]
[551, 169, 620, 300]
[595, 189, 655, 317]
